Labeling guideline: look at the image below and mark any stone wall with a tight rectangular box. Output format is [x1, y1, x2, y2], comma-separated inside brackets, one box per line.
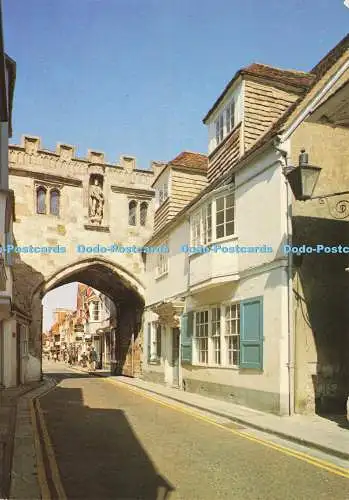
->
[8, 135, 157, 382]
[291, 121, 349, 414]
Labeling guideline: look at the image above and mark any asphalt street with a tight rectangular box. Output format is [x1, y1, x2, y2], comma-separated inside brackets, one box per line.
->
[39, 361, 349, 500]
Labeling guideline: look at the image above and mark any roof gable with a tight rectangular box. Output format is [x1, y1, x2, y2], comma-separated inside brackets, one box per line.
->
[203, 63, 314, 124]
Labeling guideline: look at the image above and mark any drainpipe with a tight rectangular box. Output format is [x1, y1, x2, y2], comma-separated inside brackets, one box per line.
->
[131, 332, 134, 377]
[274, 139, 295, 416]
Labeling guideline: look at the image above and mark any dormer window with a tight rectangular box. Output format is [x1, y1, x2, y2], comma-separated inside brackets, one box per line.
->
[215, 99, 235, 146]
[214, 98, 236, 147]
[215, 115, 224, 146]
[226, 100, 235, 134]
[157, 182, 168, 208]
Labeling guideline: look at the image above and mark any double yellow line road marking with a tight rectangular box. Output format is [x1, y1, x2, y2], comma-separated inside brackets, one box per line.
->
[105, 378, 349, 480]
[30, 390, 67, 499]
[31, 374, 349, 500]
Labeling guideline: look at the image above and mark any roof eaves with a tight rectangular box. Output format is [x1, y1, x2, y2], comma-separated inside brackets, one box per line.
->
[4, 54, 16, 137]
[310, 33, 349, 79]
[202, 65, 312, 125]
[242, 68, 314, 91]
[169, 163, 208, 172]
[150, 163, 169, 188]
[203, 70, 243, 124]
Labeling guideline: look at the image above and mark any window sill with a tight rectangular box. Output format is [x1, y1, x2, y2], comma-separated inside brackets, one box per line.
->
[36, 213, 59, 217]
[190, 363, 240, 370]
[155, 272, 168, 281]
[211, 234, 238, 245]
[208, 122, 242, 157]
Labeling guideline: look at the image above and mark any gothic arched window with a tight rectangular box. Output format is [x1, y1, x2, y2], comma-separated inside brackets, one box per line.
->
[36, 187, 47, 214]
[50, 189, 60, 216]
[140, 202, 148, 226]
[129, 200, 137, 226]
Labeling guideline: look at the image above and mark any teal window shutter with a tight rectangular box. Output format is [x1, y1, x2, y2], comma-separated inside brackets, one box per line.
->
[240, 297, 263, 369]
[156, 324, 161, 358]
[147, 323, 151, 362]
[180, 312, 193, 363]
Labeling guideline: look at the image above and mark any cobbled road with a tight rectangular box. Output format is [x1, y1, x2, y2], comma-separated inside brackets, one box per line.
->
[39, 361, 349, 500]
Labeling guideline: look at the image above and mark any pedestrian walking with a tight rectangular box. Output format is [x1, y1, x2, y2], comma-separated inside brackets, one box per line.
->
[81, 352, 88, 368]
[89, 347, 98, 371]
[53, 352, 57, 363]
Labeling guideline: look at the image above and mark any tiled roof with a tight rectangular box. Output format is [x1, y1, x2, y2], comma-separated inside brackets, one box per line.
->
[168, 151, 208, 172]
[310, 33, 349, 79]
[243, 63, 314, 88]
[203, 63, 314, 124]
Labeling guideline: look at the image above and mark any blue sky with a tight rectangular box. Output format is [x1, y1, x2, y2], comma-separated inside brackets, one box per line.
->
[3, 0, 348, 329]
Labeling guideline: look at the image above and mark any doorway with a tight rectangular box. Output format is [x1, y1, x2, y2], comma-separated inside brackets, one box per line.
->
[16, 323, 21, 385]
[171, 327, 180, 387]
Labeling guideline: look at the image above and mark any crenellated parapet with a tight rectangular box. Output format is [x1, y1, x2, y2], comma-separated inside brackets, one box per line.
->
[9, 135, 155, 187]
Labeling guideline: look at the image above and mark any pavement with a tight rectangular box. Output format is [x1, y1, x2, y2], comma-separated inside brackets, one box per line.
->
[73, 365, 349, 461]
[0, 382, 42, 499]
[37, 362, 349, 499]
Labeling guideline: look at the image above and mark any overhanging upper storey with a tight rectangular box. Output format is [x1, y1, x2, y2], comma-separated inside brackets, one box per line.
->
[203, 63, 314, 184]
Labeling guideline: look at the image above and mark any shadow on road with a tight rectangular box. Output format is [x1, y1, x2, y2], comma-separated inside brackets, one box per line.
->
[39, 383, 175, 500]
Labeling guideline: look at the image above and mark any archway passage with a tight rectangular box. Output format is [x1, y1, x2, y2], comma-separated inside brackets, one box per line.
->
[26, 259, 145, 384]
[8, 136, 154, 386]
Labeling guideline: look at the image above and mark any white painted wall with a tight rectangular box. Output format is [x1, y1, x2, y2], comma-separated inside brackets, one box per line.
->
[189, 235, 239, 288]
[145, 219, 189, 306]
[183, 265, 288, 404]
[142, 309, 163, 374]
[235, 149, 288, 273]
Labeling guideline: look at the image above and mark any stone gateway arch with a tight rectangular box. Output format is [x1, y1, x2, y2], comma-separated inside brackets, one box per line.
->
[8, 135, 158, 383]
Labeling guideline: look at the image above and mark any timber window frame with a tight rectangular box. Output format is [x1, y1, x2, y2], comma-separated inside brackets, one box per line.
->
[214, 98, 236, 147]
[190, 297, 264, 370]
[155, 241, 169, 278]
[91, 301, 100, 321]
[192, 302, 240, 368]
[226, 99, 235, 134]
[190, 190, 235, 245]
[156, 182, 169, 209]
